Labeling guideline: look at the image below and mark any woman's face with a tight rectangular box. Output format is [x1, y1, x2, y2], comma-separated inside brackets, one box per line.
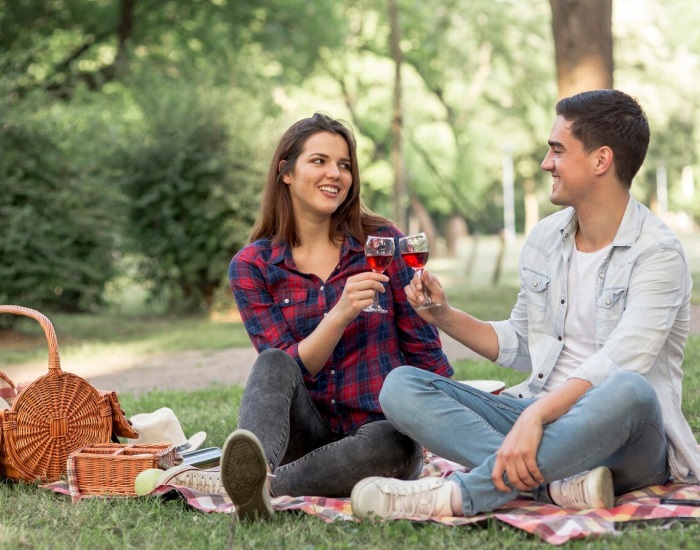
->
[282, 132, 353, 221]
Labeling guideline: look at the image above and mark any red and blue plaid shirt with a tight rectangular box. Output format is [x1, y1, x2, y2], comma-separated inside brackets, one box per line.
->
[229, 225, 453, 435]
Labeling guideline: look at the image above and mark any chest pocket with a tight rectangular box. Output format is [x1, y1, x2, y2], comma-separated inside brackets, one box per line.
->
[522, 268, 551, 325]
[596, 287, 627, 340]
[276, 289, 310, 337]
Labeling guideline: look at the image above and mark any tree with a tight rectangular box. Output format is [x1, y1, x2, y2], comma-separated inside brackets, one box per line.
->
[549, 0, 613, 99]
[119, 84, 262, 311]
[0, 115, 116, 312]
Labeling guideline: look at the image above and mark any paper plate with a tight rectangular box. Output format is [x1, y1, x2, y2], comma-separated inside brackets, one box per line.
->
[456, 379, 506, 394]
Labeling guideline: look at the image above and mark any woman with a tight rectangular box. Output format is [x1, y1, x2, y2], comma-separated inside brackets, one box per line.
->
[222, 113, 452, 520]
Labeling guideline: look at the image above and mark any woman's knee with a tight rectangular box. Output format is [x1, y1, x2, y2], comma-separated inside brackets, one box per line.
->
[248, 348, 302, 387]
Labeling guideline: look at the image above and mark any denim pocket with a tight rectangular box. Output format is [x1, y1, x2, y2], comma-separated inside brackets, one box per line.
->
[596, 287, 627, 338]
[522, 268, 550, 325]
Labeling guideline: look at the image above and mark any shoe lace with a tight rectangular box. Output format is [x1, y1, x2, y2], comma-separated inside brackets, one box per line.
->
[182, 471, 224, 494]
[559, 474, 589, 507]
[386, 481, 443, 519]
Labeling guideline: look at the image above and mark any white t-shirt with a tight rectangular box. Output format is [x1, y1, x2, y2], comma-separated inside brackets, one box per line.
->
[543, 240, 613, 392]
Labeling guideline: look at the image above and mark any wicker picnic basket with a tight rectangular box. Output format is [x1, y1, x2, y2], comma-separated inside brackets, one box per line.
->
[67, 443, 179, 497]
[0, 305, 127, 482]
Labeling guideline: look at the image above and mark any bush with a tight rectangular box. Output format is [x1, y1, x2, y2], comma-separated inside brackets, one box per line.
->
[0, 116, 116, 315]
[119, 84, 262, 312]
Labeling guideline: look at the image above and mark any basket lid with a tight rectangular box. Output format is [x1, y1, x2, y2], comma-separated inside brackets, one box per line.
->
[4, 371, 113, 481]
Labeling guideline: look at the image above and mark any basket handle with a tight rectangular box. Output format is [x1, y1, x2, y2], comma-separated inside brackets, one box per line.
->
[0, 371, 16, 392]
[0, 305, 62, 375]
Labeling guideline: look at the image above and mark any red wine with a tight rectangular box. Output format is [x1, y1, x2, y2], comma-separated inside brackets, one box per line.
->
[367, 254, 393, 273]
[402, 251, 429, 269]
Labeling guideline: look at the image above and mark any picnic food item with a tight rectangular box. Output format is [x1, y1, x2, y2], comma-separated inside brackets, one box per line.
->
[134, 468, 163, 496]
[0, 305, 136, 482]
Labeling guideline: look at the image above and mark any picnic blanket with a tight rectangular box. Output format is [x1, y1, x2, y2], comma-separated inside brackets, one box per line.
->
[42, 453, 700, 545]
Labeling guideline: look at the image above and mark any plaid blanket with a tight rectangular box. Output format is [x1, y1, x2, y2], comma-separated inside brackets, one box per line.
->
[42, 453, 700, 545]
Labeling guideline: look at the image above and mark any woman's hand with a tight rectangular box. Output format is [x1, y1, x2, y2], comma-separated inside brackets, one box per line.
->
[332, 272, 389, 324]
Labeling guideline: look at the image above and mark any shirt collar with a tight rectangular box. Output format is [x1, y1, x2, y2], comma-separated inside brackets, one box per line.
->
[268, 234, 364, 266]
[558, 195, 638, 249]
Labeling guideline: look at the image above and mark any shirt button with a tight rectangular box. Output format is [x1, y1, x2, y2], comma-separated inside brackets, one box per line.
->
[320, 285, 324, 291]
[330, 370, 335, 375]
[605, 299, 611, 305]
[518, 394, 523, 398]
[599, 273, 604, 279]
[538, 373, 543, 379]
[330, 399, 336, 405]
[533, 282, 539, 288]
[284, 298, 290, 304]
[324, 312, 328, 316]
[558, 336, 562, 341]
[561, 299, 565, 304]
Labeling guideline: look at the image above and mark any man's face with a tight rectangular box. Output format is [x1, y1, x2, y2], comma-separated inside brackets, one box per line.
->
[541, 115, 598, 207]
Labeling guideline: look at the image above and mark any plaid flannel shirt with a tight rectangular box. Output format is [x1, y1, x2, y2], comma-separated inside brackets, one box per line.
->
[229, 225, 452, 435]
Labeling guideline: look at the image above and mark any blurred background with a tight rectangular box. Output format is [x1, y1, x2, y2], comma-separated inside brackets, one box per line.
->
[2, 0, 699, 319]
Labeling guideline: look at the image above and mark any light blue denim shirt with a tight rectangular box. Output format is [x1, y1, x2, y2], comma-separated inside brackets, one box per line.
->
[490, 196, 700, 482]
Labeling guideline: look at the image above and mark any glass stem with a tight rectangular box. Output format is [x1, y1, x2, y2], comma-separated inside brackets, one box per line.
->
[416, 268, 430, 302]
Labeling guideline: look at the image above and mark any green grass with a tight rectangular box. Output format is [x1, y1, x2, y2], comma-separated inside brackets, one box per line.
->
[1, 312, 251, 365]
[2, 367, 700, 549]
[2, 235, 700, 548]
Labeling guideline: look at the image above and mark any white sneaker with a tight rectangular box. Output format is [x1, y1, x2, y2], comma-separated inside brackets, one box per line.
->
[351, 476, 454, 521]
[221, 429, 273, 521]
[156, 464, 227, 494]
[548, 466, 614, 510]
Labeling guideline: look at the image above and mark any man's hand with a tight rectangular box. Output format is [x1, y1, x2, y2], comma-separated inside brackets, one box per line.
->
[492, 409, 545, 492]
[491, 378, 593, 492]
[404, 270, 450, 321]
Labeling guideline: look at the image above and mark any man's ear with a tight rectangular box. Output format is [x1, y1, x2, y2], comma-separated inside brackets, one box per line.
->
[594, 146, 614, 176]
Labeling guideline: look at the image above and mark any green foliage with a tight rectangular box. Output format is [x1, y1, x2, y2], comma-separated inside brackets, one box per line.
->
[0, 111, 116, 314]
[118, 82, 261, 311]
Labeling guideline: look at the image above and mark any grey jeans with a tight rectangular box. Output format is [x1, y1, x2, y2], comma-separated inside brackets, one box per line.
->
[236, 348, 423, 497]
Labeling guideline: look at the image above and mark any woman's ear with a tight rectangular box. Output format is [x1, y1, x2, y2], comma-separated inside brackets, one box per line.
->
[279, 161, 290, 183]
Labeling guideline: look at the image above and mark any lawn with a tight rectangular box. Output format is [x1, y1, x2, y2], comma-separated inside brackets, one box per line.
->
[1, 234, 700, 548]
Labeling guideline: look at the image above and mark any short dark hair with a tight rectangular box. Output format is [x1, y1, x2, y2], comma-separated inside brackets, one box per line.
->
[555, 89, 650, 187]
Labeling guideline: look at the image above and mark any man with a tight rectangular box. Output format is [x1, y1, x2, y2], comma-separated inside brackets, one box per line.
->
[351, 89, 700, 520]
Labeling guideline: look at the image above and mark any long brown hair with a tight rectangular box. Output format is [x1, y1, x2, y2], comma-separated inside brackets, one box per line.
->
[249, 113, 391, 246]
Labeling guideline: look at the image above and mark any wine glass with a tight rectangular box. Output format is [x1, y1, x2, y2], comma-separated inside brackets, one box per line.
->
[399, 232, 440, 310]
[363, 235, 395, 313]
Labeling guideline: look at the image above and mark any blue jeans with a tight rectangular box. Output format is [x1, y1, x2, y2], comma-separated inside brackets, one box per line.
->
[380, 367, 670, 516]
[236, 349, 423, 498]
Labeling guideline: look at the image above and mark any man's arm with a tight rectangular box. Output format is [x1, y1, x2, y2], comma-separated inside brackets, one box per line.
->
[404, 271, 500, 362]
[492, 378, 592, 492]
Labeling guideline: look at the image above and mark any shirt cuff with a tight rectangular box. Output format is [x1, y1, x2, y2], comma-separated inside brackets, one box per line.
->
[488, 320, 520, 366]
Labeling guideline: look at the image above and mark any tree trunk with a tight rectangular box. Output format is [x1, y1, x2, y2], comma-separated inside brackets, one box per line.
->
[549, 0, 613, 99]
[114, 0, 135, 79]
[409, 194, 439, 250]
[387, 0, 407, 231]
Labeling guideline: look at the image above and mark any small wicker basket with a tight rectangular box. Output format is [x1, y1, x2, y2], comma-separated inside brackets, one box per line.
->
[67, 443, 180, 497]
[0, 305, 114, 481]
